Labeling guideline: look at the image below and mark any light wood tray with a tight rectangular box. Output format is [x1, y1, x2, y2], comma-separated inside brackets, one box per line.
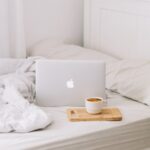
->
[67, 107, 122, 122]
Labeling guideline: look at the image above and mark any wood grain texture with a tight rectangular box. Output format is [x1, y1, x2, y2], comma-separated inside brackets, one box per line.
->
[67, 107, 122, 122]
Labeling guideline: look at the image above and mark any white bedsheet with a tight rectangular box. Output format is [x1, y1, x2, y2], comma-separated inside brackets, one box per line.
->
[0, 91, 150, 150]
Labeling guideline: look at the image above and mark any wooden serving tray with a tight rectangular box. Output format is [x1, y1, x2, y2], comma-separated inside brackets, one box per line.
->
[67, 107, 122, 122]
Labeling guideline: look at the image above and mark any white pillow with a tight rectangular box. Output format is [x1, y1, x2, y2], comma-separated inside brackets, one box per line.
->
[29, 38, 64, 56]
[106, 60, 150, 106]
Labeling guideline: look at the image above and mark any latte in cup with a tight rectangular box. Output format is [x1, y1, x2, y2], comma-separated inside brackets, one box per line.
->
[87, 98, 102, 102]
[85, 97, 104, 114]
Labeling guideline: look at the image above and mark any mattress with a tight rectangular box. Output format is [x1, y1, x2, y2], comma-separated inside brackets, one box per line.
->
[0, 91, 150, 150]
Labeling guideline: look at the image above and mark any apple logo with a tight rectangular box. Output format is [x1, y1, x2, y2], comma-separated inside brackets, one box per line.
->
[66, 79, 74, 89]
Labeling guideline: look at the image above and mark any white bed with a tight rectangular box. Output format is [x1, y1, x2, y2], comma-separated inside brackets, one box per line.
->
[0, 47, 149, 150]
[1, 0, 150, 149]
[0, 91, 150, 150]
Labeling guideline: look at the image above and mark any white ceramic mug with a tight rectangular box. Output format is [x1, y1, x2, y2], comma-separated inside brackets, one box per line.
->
[85, 97, 104, 114]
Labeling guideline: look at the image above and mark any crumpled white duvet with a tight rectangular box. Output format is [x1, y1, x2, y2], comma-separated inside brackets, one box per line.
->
[0, 58, 52, 133]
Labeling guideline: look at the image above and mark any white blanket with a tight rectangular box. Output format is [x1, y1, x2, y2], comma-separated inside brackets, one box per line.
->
[0, 58, 52, 133]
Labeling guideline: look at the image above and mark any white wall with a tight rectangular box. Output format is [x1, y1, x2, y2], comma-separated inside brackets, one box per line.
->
[0, 0, 10, 57]
[23, 0, 83, 49]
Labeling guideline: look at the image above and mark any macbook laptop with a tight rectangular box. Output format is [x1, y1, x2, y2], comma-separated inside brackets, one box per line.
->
[36, 60, 105, 106]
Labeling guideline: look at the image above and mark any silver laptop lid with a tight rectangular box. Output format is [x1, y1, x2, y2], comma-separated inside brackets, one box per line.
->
[36, 60, 105, 107]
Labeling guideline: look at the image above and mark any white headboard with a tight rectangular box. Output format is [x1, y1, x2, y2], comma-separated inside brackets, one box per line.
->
[84, 0, 150, 59]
